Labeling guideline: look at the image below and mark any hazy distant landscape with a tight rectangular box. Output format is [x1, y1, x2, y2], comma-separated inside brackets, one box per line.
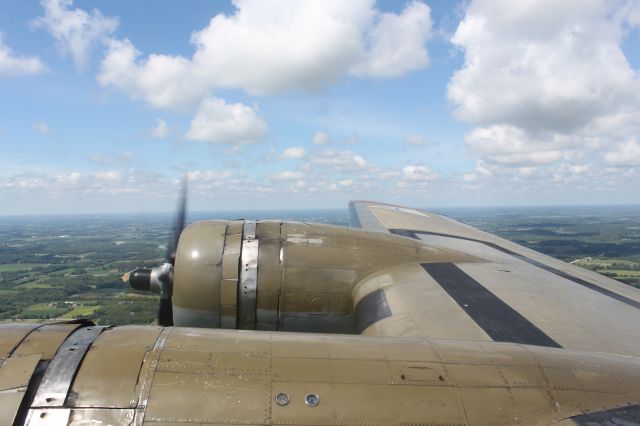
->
[1, 206, 639, 325]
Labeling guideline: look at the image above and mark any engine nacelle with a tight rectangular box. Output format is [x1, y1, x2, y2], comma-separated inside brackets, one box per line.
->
[172, 220, 475, 333]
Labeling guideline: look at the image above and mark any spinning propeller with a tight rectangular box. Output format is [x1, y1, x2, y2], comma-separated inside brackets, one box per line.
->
[126, 178, 187, 326]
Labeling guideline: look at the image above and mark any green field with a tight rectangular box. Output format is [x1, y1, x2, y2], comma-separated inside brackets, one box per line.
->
[22, 303, 69, 318]
[0, 263, 43, 272]
[62, 305, 99, 318]
[572, 257, 640, 287]
[16, 282, 53, 289]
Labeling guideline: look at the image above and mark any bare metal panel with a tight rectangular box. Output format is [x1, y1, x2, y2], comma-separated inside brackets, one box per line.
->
[69, 408, 135, 425]
[26, 408, 70, 425]
[238, 220, 259, 329]
[219, 221, 242, 329]
[31, 326, 104, 408]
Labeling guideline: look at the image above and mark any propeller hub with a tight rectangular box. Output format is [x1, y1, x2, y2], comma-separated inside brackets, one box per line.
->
[150, 263, 173, 298]
[129, 268, 152, 292]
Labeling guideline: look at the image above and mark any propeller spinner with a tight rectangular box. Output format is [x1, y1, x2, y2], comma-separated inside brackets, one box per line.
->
[128, 178, 187, 326]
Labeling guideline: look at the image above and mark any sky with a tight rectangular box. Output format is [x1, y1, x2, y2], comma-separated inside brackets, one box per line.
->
[1, 0, 639, 215]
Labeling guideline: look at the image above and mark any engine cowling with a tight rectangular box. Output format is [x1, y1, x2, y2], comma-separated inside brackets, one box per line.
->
[172, 220, 476, 333]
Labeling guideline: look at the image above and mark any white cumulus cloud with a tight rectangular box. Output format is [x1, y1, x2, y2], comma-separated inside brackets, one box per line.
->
[350, 1, 432, 77]
[0, 36, 45, 77]
[283, 147, 306, 159]
[185, 97, 267, 145]
[99, 0, 433, 109]
[465, 125, 565, 166]
[33, 0, 118, 71]
[449, 0, 640, 168]
[98, 38, 204, 110]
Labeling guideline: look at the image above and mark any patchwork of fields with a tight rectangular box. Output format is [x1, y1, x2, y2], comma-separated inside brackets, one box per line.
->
[1, 206, 639, 325]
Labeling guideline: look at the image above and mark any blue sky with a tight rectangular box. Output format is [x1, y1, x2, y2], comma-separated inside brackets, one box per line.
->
[1, 0, 639, 214]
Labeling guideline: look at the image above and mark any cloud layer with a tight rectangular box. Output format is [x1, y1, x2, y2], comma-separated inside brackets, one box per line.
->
[449, 0, 640, 170]
[98, 0, 432, 108]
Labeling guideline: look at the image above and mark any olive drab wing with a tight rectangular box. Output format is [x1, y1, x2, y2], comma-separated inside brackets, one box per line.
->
[2, 200, 640, 425]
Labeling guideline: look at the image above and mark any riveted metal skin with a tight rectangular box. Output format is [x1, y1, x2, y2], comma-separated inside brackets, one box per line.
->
[220, 221, 243, 329]
[2, 324, 640, 425]
[238, 220, 259, 330]
[0, 320, 92, 425]
[69, 325, 162, 408]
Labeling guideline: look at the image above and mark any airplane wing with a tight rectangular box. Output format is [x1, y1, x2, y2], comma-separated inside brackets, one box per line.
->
[349, 200, 640, 357]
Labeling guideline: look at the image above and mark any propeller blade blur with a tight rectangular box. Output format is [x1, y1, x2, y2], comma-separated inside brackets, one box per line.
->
[166, 177, 188, 264]
[158, 297, 173, 326]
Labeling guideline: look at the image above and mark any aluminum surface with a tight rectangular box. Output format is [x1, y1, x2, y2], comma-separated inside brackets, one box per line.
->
[30, 326, 104, 408]
[25, 408, 70, 426]
[238, 220, 259, 330]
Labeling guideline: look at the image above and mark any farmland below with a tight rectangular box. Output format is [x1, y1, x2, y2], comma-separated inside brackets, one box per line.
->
[1, 205, 639, 325]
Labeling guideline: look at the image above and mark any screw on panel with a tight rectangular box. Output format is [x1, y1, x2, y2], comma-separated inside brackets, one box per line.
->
[275, 393, 290, 406]
[305, 394, 320, 407]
